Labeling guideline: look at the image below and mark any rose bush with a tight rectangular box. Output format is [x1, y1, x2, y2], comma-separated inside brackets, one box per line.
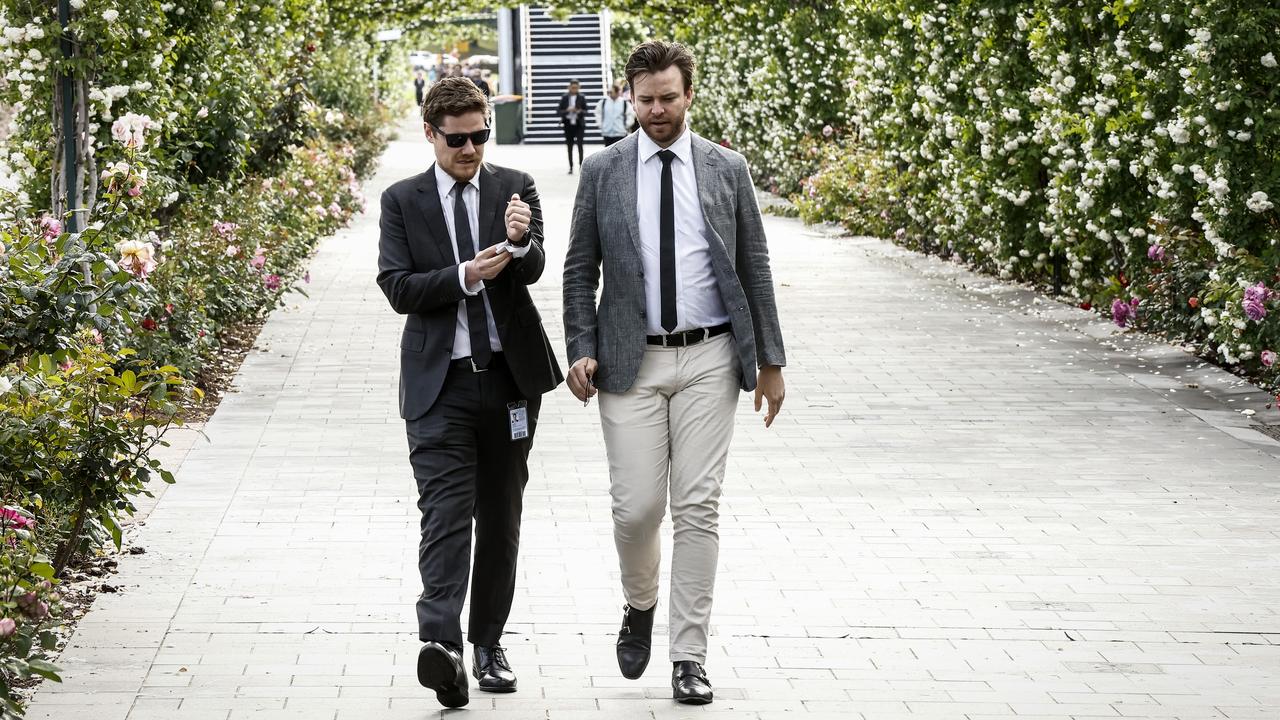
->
[632, 0, 1279, 398]
[0, 1, 410, 713]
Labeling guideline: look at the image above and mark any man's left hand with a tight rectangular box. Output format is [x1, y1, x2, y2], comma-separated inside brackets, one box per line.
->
[505, 193, 531, 244]
[754, 365, 785, 428]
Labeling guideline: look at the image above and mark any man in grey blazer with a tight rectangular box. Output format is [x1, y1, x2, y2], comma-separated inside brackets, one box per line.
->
[562, 41, 786, 705]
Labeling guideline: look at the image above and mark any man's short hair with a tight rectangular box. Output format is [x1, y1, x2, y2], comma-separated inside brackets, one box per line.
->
[421, 76, 490, 127]
[625, 41, 695, 93]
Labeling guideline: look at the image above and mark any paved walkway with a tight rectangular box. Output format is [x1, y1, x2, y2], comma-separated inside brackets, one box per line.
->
[26, 116, 1280, 720]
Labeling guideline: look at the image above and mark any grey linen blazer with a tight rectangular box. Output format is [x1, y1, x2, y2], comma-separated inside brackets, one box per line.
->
[562, 131, 786, 393]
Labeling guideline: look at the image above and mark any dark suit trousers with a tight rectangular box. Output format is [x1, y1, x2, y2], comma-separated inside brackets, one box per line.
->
[564, 123, 585, 167]
[406, 355, 540, 647]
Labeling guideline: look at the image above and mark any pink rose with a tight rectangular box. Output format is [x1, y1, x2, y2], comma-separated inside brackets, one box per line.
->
[39, 215, 62, 241]
[0, 508, 33, 531]
[16, 592, 48, 620]
[0, 618, 15, 638]
[1263, 350, 1277, 367]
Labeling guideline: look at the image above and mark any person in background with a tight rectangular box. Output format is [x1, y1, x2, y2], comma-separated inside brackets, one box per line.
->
[594, 83, 635, 147]
[414, 70, 427, 109]
[471, 67, 492, 98]
[557, 79, 588, 174]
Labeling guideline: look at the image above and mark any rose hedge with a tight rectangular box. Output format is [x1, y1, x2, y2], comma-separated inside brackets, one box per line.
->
[0, 1, 411, 712]
[637, 0, 1280, 395]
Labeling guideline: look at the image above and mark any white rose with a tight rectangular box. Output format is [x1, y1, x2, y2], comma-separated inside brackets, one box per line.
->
[1263, 53, 1278, 68]
[1246, 191, 1273, 213]
[103, 9, 119, 22]
[0, 377, 11, 396]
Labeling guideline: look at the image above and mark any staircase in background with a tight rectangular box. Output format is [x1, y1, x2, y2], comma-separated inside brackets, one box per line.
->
[520, 6, 612, 145]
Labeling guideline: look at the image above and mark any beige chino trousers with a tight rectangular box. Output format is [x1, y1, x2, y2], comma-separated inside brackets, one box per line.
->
[598, 333, 740, 664]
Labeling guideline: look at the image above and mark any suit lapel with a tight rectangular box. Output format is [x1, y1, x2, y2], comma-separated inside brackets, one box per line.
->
[690, 134, 731, 256]
[414, 166, 453, 267]
[478, 164, 503, 250]
[616, 134, 644, 257]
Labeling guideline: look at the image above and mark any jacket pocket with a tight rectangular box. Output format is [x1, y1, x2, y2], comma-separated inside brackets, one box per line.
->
[400, 329, 425, 352]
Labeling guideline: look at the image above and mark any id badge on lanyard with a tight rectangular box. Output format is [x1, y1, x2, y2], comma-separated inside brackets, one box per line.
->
[508, 401, 529, 441]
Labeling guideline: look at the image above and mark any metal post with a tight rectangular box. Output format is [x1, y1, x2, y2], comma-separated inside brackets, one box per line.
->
[498, 8, 514, 95]
[58, 0, 78, 234]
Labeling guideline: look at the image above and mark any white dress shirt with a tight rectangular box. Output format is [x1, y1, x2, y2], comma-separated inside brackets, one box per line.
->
[434, 163, 529, 360]
[564, 93, 582, 125]
[635, 126, 730, 335]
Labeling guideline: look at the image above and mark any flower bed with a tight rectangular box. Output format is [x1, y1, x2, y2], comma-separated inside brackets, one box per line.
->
[655, 0, 1280, 399]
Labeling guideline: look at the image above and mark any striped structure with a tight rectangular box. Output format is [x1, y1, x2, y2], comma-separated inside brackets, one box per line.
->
[519, 6, 612, 144]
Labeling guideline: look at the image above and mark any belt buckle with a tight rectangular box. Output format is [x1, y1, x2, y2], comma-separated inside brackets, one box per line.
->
[469, 358, 488, 373]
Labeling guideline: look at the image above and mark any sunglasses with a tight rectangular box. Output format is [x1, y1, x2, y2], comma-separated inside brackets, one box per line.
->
[430, 125, 491, 148]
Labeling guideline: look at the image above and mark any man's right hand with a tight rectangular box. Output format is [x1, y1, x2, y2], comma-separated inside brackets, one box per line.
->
[567, 357, 598, 403]
[464, 244, 513, 287]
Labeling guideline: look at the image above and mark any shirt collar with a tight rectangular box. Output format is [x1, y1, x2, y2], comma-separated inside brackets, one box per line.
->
[434, 163, 479, 200]
[638, 125, 692, 165]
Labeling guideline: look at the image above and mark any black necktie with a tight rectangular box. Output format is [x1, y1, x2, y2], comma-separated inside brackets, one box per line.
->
[657, 149, 677, 333]
[453, 181, 492, 369]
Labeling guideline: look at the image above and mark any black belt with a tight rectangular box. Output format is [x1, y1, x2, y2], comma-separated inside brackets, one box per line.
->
[449, 352, 504, 373]
[646, 323, 731, 348]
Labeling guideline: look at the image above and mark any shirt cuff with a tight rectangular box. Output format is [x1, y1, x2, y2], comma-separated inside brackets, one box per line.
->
[458, 263, 483, 296]
[506, 240, 532, 259]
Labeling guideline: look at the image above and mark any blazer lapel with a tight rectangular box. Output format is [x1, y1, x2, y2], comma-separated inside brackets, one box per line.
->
[477, 163, 504, 250]
[690, 134, 731, 256]
[414, 166, 453, 267]
[616, 134, 644, 257]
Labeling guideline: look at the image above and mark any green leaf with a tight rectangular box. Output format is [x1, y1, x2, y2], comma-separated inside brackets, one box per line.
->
[26, 658, 63, 682]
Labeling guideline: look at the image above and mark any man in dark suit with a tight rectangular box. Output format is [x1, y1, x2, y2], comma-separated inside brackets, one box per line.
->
[377, 77, 563, 709]
[556, 79, 588, 174]
[562, 42, 786, 705]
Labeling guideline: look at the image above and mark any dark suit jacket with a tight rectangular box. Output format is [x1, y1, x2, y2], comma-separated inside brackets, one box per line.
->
[377, 163, 564, 421]
[557, 93, 588, 128]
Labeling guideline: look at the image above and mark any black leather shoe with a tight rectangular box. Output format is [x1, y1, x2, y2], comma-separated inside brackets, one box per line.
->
[472, 645, 517, 693]
[417, 641, 469, 708]
[616, 603, 656, 679]
[672, 661, 713, 705]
